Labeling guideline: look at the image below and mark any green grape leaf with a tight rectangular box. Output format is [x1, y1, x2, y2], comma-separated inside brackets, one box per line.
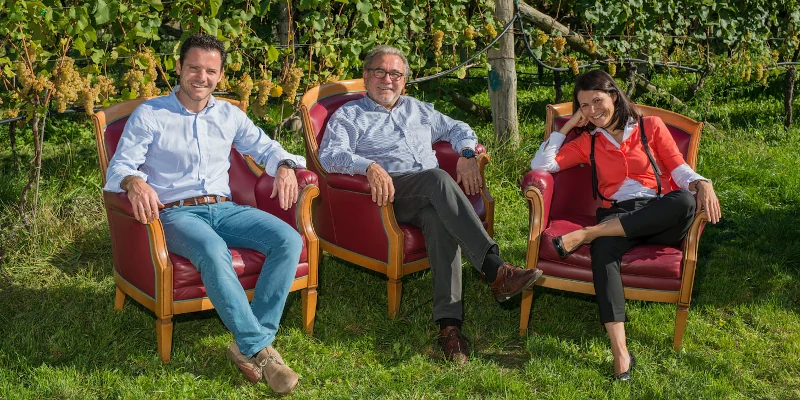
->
[94, 0, 110, 24]
[267, 45, 279, 62]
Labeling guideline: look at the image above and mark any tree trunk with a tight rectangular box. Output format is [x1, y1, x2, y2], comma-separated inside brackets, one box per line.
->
[9, 119, 19, 172]
[785, 66, 796, 130]
[19, 115, 44, 225]
[450, 90, 492, 122]
[487, 0, 518, 146]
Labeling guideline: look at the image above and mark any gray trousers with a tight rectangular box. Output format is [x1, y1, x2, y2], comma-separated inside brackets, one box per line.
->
[391, 168, 497, 321]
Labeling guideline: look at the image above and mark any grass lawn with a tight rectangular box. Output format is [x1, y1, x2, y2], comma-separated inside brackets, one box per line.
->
[1, 70, 799, 399]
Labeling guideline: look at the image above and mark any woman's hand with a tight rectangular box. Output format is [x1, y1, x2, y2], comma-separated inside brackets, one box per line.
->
[561, 110, 589, 133]
[692, 180, 721, 224]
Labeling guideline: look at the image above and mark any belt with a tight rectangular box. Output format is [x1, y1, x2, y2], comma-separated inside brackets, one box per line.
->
[162, 195, 228, 209]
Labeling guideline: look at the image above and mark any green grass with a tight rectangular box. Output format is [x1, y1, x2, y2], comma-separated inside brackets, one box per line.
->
[1, 71, 800, 399]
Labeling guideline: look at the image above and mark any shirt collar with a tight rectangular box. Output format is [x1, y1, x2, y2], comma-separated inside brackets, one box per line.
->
[590, 117, 637, 147]
[362, 94, 404, 111]
[170, 85, 217, 113]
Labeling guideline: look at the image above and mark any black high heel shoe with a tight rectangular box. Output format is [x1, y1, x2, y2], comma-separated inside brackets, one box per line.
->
[552, 236, 577, 258]
[612, 352, 636, 382]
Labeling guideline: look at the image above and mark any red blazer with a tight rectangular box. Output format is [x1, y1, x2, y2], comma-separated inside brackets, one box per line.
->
[555, 116, 685, 204]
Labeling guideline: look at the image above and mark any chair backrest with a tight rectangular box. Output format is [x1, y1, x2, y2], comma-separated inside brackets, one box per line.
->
[300, 79, 367, 175]
[91, 96, 262, 207]
[543, 102, 704, 220]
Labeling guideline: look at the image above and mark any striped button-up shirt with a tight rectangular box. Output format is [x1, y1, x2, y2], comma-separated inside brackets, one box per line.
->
[319, 95, 478, 175]
[104, 87, 306, 203]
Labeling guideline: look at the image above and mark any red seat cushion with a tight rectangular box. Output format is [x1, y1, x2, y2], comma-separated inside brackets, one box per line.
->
[538, 218, 684, 291]
[171, 238, 309, 301]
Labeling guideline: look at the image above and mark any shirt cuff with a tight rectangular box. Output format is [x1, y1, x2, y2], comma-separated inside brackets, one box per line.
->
[454, 138, 478, 153]
[104, 171, 148, 192]
[354, 157, 375, 175]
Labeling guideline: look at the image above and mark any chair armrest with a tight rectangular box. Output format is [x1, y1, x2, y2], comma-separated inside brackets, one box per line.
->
[102, 191, 169, 302]
[521, 169, 555, 231]
[676, 208, 708, 308]
[103, 191, 136, 216]
[326, 173, 371, 193]
[254, 169, 319, 230]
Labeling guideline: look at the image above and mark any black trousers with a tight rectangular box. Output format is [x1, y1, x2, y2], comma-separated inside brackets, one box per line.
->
[591, 189, 696, 324]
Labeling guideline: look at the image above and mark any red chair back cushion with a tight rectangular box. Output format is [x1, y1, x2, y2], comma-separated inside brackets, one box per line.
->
[309, 93, 367, 146]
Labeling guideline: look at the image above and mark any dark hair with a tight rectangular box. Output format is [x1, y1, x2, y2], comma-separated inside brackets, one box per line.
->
[572, 69, 639, 132]
[179, 34, 227, 69]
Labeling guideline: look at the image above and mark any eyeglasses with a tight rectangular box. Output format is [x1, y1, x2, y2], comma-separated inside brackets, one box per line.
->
[367, 68, 406, 82]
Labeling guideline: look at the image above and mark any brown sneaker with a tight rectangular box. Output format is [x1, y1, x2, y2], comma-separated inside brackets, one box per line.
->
[489, 263, 542, 302]
[227, 342, 299, 394]
[438, 326, 469, 366]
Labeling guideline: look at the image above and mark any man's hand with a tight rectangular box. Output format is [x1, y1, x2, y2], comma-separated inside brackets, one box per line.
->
[366, 162, 394, 206]
[456, 157, 482, 196]
[270, 165, 300, 210]
[692, 180, 721, 224]
[121, 176, 163, 224]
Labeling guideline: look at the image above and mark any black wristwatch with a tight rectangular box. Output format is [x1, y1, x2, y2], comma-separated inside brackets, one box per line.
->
[277, 159, 297, 170]
[460, 148, 476, 159]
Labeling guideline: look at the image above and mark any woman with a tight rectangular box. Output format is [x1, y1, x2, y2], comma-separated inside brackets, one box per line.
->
[529, 69, 721, 381]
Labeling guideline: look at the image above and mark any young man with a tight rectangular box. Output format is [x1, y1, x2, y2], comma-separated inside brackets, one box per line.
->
[318, 45, 543, 365]
[104, 34, 304, 394]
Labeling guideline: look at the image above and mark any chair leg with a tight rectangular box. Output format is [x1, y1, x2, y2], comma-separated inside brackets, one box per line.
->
[156, 316, 174, 362]
[114, 286, 126, 310]
[387, 278, 402, 319]
[673, 305, 689, 351]
[519, 287, 534, 335]
[301, 288, 318, 335]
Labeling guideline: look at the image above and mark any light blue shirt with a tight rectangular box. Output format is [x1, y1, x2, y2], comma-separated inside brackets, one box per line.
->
[319, 95, 478, 175]
[104, 87, 306, 204]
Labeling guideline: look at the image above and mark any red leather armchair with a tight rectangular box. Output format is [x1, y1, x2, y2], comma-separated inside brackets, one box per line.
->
[520, 102, 708, 350]
[299, 79, 495, 318]
[92, 97, 320, 362]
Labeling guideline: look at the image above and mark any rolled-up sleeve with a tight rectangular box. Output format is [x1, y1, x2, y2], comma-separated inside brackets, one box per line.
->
[233, 110, 306, 177]
[319, 108, 374, 175]
[103, 107, 153, 192]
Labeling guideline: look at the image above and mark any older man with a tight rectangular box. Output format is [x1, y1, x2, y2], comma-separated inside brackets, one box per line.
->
[318, 45, 543, 364]
[104, 34, 304, 394]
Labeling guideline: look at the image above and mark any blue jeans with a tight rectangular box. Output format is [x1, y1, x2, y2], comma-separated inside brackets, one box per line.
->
[160, 201, 303, 358]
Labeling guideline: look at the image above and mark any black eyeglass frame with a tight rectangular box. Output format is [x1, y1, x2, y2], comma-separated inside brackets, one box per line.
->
[366, 68, 407, 82]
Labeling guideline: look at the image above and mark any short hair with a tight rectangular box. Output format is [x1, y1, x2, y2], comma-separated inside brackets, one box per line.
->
[363, 45, 410, 77]
[179, 33, 227, 70]
[572, 69, 639, 132]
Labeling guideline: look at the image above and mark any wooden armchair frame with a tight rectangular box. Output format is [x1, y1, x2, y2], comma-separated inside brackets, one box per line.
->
[92, 97, 320, 361]
[300, 79, 495, 318]
[521, 102, 708, 350]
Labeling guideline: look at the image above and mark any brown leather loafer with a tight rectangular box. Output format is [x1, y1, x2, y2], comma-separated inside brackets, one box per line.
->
[489, 262, 542, 302]
[227, 342, 299, 394]
[438, 326, 469, 366]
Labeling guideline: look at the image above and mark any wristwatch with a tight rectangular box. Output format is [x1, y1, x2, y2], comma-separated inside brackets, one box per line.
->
[459, 148, 476, 159]
[277, 159, 297, 170]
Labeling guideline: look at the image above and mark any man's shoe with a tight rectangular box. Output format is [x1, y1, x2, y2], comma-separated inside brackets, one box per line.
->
[489, 263, 542, 302]
[438, 326, 469, 366]
[227, 342, 299, 394]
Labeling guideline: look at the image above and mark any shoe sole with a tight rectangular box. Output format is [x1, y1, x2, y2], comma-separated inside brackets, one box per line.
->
[227, 346, 262, 384]
[495, 268, 543, 302]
